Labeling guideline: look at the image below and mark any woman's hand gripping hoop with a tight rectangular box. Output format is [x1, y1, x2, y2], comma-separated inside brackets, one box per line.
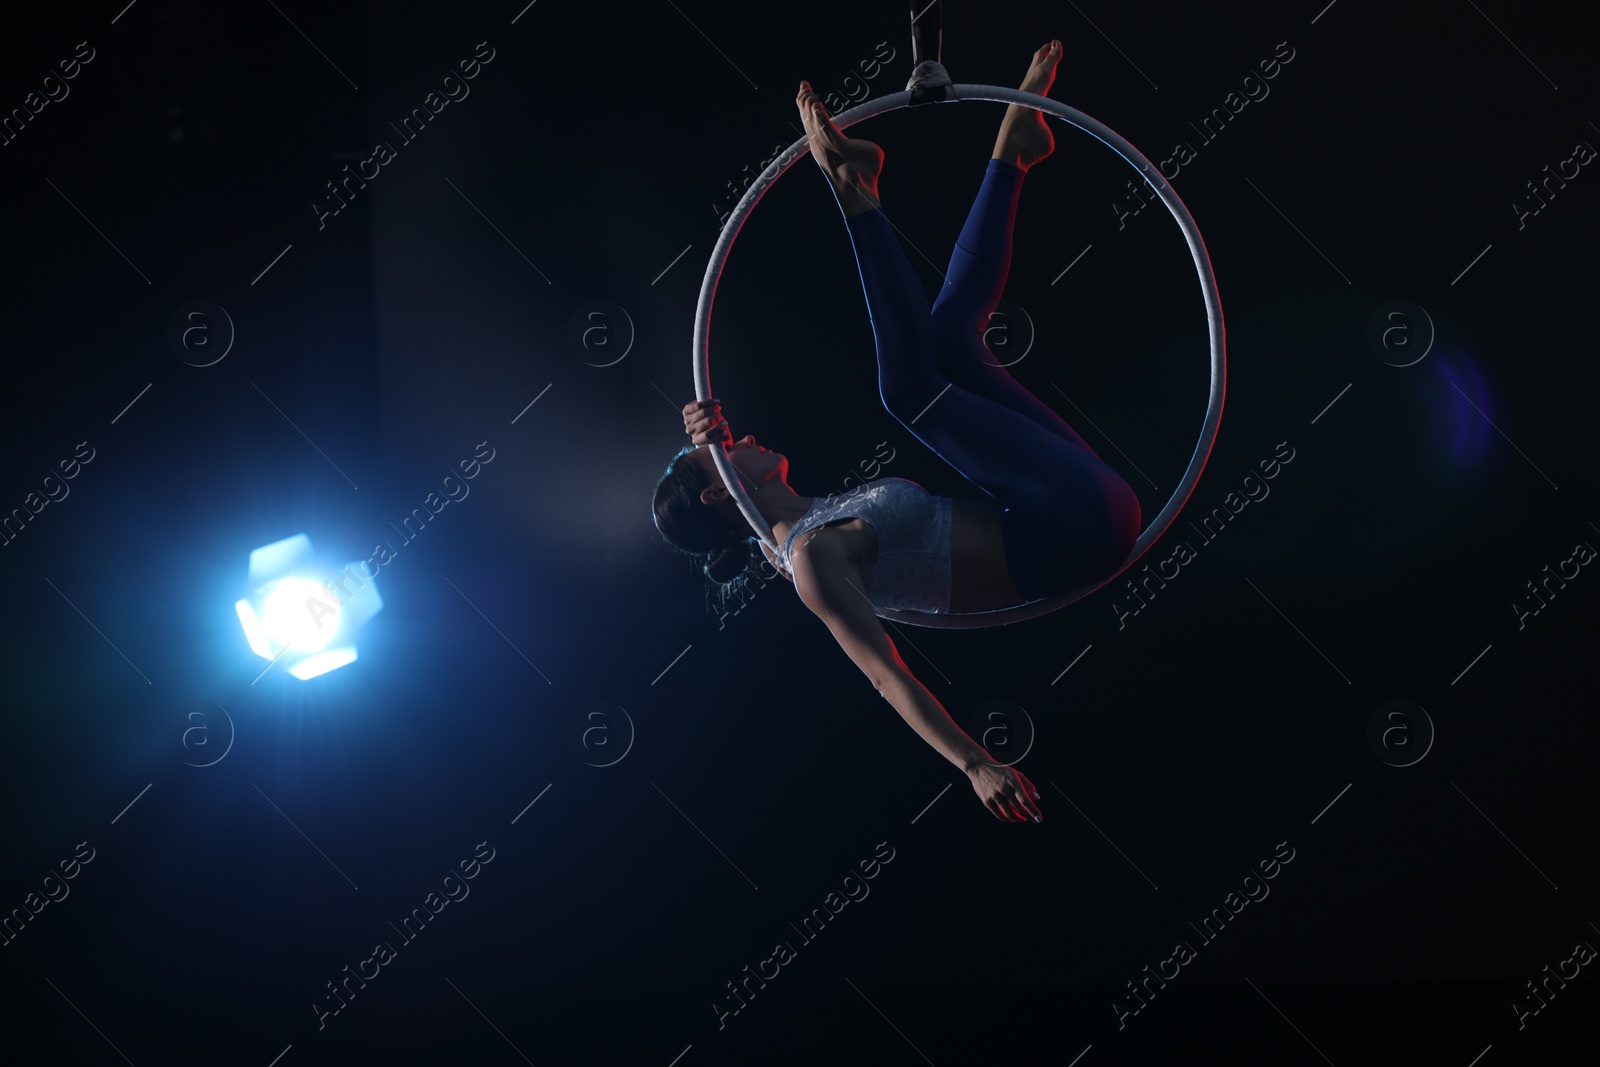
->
[683, 398, 732, 446]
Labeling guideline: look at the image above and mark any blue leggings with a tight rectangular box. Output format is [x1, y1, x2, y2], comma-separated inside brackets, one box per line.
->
[839, 159, 1141, 601]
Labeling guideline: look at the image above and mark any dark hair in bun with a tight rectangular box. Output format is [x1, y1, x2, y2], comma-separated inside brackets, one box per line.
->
[705, 539, 755, 584]
[653, 447, 762, 602]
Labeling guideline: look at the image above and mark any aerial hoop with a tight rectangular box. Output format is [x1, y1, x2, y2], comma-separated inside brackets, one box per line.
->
[694, 4, 1226, 628]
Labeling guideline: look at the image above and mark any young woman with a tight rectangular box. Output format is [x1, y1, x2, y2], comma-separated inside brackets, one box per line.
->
[653, 41, 1142, 824]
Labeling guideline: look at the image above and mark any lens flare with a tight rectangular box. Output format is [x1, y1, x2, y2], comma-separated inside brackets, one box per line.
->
[261, 577, 341, 652]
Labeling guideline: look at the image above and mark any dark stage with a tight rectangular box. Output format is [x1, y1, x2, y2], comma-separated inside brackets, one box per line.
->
[0, 1, 1595, 1064]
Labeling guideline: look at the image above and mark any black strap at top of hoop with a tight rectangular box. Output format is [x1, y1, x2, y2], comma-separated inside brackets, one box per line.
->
[910, 0, 941, 65]
[907, 0, 951, 106]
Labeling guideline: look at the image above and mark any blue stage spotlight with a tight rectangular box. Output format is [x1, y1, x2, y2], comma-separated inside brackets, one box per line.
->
[234, 534, 383, 680]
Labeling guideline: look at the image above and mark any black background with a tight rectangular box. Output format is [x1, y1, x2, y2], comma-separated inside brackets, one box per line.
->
[0, 1, 1595, 1064]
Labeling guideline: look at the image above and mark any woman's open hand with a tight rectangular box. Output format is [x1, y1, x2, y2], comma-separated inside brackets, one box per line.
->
[967, 759, 1043, 823]
[683, 398, 733, 445]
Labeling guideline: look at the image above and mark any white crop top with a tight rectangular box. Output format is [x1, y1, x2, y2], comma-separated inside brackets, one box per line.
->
[771, 477, 953, 615]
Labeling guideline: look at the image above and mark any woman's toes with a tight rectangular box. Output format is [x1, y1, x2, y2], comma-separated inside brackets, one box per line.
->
[1022, 39, 1061, 95]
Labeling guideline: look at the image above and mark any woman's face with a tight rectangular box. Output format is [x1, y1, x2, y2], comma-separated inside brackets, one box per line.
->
[692, 435, 788, 494]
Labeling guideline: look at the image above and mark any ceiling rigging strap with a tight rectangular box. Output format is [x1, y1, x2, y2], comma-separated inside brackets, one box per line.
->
[906, 0, 953, 104]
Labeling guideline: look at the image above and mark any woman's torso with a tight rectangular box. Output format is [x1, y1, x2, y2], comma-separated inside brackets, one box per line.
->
[771, 478, 1024, 614]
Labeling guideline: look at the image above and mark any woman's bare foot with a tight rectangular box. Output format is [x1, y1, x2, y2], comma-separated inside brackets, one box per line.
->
[994, 40, 1062, 172]
[797, 81, 883, 217]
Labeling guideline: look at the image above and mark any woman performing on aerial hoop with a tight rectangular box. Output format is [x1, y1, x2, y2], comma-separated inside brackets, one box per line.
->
[654, 40, 1144, 824]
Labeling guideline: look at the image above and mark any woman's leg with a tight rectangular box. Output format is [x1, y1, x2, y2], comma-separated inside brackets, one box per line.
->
[929, 158, 1097, 454]
[843, 205, 1140, 595]
[930, 39, 1094, 455]
[803, 57, 1139, 601]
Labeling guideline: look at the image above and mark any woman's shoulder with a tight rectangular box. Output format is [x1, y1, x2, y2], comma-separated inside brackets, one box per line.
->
[786, 514, 866, 571]
[783, 539, 854, 614]
[765, 509, 855, 582]
[758, 539, 794, 582]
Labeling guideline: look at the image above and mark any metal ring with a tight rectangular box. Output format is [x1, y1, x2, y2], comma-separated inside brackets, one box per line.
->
[692, 85, 1225, 628]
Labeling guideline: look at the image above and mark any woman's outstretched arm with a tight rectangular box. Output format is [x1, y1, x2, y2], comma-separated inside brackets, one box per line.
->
[791, 533, 1043, 823]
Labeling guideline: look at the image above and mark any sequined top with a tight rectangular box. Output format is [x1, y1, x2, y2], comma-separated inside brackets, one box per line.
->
[772, 477, 953, 615]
